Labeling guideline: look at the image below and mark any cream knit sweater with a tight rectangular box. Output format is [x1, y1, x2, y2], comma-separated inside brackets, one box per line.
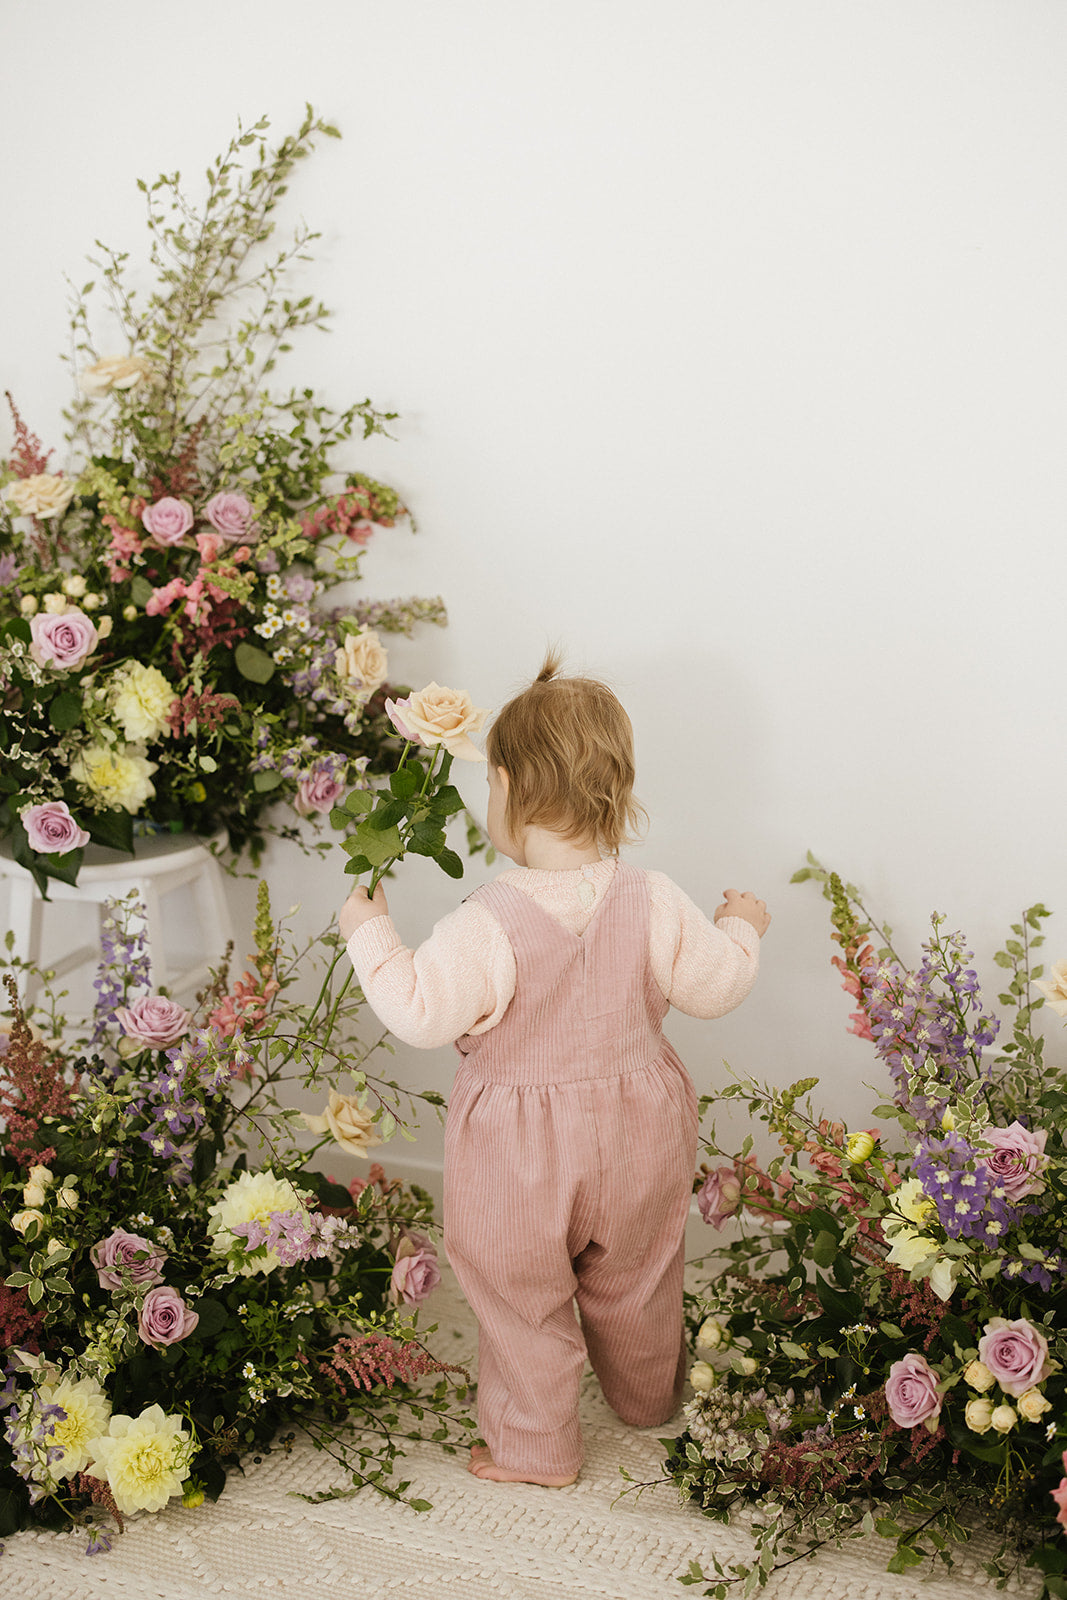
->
[345, 857, 760, 1050]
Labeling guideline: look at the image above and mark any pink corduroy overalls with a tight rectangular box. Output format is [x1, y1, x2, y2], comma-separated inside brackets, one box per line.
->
[442, 860, 699, 1478]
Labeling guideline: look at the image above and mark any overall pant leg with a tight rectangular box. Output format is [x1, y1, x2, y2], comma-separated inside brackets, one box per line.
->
[443, 1073, 592, 1476]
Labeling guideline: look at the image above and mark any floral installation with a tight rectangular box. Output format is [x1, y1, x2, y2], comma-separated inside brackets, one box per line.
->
[0, 884, 474, 1554]
[0, 107, 452, 896]
[625, 857, 1067, 1599]
[331, 682, 490, 895]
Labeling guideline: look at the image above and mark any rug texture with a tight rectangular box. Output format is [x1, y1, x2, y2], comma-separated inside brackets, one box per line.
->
[0, 1268, 1044, 1600]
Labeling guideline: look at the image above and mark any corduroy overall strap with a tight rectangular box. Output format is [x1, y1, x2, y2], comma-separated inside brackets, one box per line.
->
[455, 862, 669, 1085]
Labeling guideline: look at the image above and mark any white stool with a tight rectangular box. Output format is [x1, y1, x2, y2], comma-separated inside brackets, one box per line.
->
[0, 830, 235, 1003]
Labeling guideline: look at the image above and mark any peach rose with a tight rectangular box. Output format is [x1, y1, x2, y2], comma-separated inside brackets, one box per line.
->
[301, 1090, 384, 1157]
[334, 629, 388, 695]
[400, 683, 488, 762]
[79, 355, 153, 395]
[1036, 959, 1067, 1018]
[5, 475, 75, 520]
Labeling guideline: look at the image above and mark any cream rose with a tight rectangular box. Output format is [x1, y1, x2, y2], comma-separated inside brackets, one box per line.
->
[1036, 959, 1067, 1018]
[963, 1359, 996, 1393]
[1018, 1388, 1052, 1423]
[990, 1403, 1018, 1434]
[964, 1396, 994, 1434]
[11, 1209, 46, 1237]
[5, 474, 75, 520]
[79, 354, 153, 395]
[689, 1361, 717, 1393]
[399, 682, 488, 762]
[334, 629, 388, 695]
[302, 1089, 384, 1157]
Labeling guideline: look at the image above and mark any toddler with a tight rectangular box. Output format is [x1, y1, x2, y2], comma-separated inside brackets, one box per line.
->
[339, 657, 768, 1486]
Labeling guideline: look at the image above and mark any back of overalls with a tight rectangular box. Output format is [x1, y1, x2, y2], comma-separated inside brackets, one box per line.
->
[443, 859, 698, 1478]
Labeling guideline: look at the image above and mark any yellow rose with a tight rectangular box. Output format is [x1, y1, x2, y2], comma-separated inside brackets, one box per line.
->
[334, 629, 388, 696]
[964, 1396, 994, 1434]
[110, 663, 177, 743]
[301, 1089, 383, 1157]
[963, 1359, 996, 1393]
[1018, 1388, 1052, 1423]
[79, 354, 153, 395]
[70, 745, 157, 814]
[401, 682, 488, 762]
[4, 475, 75, 519]
[689, 1361, 717, 1393]
[1036, 958, 1067, 1018]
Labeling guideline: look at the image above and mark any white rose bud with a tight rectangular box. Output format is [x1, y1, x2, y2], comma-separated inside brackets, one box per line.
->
[42, 592, 68, 614]
[22, 1181, 48, 1208]
[964, 1396, 994, 1434]
[697, 1316, 728, 1350]
[11, 1209, 46, 1237]
[123, 604, 138, 621]
[990, 1404, 1018, 1434]
[56, 1187, 79, 1210]
[689, 1361, 717, 1393]
[96, 616, 113, 640]
[735, 1356, 759, 1376]
[19, 595, 39, 616]
[81, 593, 102, 611]
[28, 1164, 54, 1187]
[963, 1360, 996, 1393]
[46, 1237, 66, 1256]
[62, 574, 88, 597]
[1018, 1388, 1052, 1423]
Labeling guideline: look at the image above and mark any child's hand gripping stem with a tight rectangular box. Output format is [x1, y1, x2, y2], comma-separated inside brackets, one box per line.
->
[334, 683, 489, 941]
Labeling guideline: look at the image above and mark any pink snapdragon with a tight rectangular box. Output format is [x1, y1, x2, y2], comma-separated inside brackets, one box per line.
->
[22, 801, 90, 855]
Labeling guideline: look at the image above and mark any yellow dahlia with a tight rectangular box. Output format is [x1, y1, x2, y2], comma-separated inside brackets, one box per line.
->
[88, 1404, 193, 1514]
[37, 1374, 111, 1479]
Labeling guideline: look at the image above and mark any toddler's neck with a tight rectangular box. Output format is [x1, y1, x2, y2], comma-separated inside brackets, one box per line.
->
[513, 826, 604, 872]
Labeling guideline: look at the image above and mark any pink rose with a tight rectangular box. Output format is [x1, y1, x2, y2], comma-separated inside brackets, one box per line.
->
[203, 491, 256, 543]
[977, 1317, 1051, 1398]
[982, 1122, 1048, 1201]
[138, 1285, 199, 1347]
[29, 609, 99, 671]
[885, 1352, 942, 1429]
[113, 994, 192, 1050]
[294, 763, 347, 817]
[91, 1229, 167, 1291]
[696, 1166, 743, 1228]
[389, 1233, 441, 1307]
[1052, 1451, 1067, 1529]
[22, 801, 91, 854]
[384, 696, 419, 743]
[142, 497, 194, 546]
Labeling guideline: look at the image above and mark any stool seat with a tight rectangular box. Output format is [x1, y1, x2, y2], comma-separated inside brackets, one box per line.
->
[0, 830, 235, 1003]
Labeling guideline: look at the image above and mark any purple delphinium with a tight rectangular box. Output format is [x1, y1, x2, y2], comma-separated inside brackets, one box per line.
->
[0, 553, 20, 587]
[3, 1392, 67, 1501]
[91, 898, 153, 1050]
[912, 1128, 1036, 1252]
[129, 1030, 235, 1184]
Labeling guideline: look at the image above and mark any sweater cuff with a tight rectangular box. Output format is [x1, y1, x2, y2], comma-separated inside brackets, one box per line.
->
[715, 915, 761, 960]
[345, 915, 403, 978]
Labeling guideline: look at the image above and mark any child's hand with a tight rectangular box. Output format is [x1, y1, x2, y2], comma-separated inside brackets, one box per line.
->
[339, 882, 390, 942]
[714, 889, 770, 937]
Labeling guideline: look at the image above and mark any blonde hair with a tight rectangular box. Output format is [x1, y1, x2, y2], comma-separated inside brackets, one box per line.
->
[486, 654, 646, 854]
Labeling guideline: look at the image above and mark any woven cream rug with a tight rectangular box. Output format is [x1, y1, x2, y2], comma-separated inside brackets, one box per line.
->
[1, 1268, 1042, 1600]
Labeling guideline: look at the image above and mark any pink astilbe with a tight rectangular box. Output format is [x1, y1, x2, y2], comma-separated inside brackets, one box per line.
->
[166, 687, 241, 739]
[758, 1429, 883, 1501]
[884, 1264, 951, 1351]
[0, 976, 75, 1167]
[0, 1283, 44, 1353]
[5, 392, 52, 478]
[320, 1333, 466, 1395]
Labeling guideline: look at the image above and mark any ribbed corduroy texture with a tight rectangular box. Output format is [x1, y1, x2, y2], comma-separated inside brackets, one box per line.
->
[443, 862, 698, 1477]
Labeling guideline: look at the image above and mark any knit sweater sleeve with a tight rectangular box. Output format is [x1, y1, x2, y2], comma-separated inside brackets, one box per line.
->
[646, 870, 760, 1017]
[344, 900, 517, 1049]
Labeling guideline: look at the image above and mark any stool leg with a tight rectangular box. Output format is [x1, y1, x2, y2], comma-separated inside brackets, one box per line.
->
[6, 878, 44, 1000]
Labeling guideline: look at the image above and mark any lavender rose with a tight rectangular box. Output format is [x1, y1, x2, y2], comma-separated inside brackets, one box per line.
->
[29, 608, 99, 671]
[696, 1166, 743, 1228]
[389, 1233, 442, 1307]
[981, 1122, 1048, 1201]
[141, 497, 194, 546]
[91, 1229, 167, 1291]
[203, 491, 256, 543]
[138, 1286, 199, 1347]
[113, 994, 193, 1050]
[978, 1317, 1051, 1397]
[295, 764, 347, 817]
[885, 1352, 942, 1429]
[22, 801, 91, 855]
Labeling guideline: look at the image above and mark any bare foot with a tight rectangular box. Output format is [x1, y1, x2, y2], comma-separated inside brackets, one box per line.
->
[467, 1443, 578, 1486]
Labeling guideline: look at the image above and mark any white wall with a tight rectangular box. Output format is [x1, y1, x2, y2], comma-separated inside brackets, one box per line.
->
[3, 1, 1067, 1179]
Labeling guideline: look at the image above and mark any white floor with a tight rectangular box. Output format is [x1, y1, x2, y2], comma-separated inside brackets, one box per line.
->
[1, 1268, 1042, 1600]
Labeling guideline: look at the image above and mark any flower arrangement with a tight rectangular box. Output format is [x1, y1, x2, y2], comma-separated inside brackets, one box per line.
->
[646, 859, 1067, 1598]
[0, 107, 448, 895]
[0, 884, 473, 1553]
